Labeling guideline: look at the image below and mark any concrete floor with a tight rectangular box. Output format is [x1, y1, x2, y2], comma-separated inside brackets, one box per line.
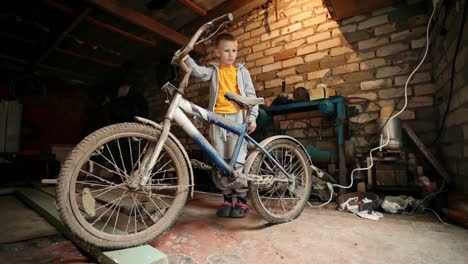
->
[0, 196, 58, 244]
[0, 192, 467, 264]
[152, 193, 468, 264]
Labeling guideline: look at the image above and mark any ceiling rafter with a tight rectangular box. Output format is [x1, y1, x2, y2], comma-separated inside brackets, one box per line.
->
[0, 53, 97, 83]
[45, 0, 157, 48]
[35, 7, 92, 65]
[55, 48, 119, 68]
[88, 0, 205, 54]
[0, 33, 119, 68]
[178, 0, 207, 16]
[184, 0, 268, 34]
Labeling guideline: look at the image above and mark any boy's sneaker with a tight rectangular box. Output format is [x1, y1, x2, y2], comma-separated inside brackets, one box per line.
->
[216, 201, 233, 217]
[230, 202, 248, 218]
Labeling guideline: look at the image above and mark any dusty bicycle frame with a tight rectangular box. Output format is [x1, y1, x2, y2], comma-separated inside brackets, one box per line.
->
[136, 84, 292, 186]
[133, 67, 294, 190]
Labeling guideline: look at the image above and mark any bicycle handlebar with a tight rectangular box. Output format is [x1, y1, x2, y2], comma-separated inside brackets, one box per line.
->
[210, 13, 234, 28]
[171, 13, 233, 65]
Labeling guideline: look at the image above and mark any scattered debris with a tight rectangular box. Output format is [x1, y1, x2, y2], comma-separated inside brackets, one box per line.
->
[381, 195, 419, 214]
[337, 192, 383, 221]
[356, 210, 384, 221]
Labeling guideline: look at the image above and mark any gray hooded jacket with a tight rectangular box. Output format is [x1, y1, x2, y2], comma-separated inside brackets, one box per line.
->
[186, 57, 259, 123]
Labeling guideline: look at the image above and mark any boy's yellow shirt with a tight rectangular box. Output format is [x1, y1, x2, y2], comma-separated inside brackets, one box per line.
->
[214, 65, 241, 113]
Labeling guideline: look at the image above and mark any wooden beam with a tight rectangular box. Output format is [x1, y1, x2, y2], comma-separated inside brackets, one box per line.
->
[88, 0, 205, 54]
[185, 0, 267, 34]
[0, 53, 98, 83]
[402, 123, 450, 182]
[45, 0, 157, 48]
[55, 48, 120, 68]
[0, 34, 119, 68]
[35, 7, 92, 65]
[15, 188, 168, 264]
[178, 0, 207, 16]
[0, 33, 36, 45]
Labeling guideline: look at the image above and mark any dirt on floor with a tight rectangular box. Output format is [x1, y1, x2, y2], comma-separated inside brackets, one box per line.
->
[0, 192, 467, 264]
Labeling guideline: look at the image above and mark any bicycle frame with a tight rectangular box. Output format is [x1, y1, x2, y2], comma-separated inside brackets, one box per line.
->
[137, 90, 293, 186]
[180, 94, 293, 177]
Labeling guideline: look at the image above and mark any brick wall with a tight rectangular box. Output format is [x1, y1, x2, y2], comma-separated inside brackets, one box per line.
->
[431, 0, 468, 194]
[177, 0, 435, 153]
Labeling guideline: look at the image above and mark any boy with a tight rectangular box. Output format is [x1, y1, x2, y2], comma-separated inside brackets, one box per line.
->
[181, 32, 259, 218]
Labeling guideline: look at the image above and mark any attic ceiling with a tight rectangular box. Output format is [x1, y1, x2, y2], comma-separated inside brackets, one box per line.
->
[0, 0, 253, 86]
[0, 0, 399, 86]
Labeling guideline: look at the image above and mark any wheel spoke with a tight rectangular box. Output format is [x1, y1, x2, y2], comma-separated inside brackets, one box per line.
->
[101, 190, 126, 232]
[76, 180, 115, 188]
[93, 183, 127, 199]
[149, 157, 170, 179]
[116, 139, 128, 175]
[251, 142, 310, 219]
[79, 170, 118, 187]
[103, 143, 127, 180]
[130, 193, 148, 231]
[63, 127, 189, 244]
[112, 199, 123, 235]
[132, 141, 149, 174]
[88, 160, 124, 180]
[146, 192, 171, 208]
[91, 191, 128, 226]
[128, 138, 134, 174]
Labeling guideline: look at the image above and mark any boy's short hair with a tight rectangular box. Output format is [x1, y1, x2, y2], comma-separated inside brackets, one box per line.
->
[215, 33, 236, 47]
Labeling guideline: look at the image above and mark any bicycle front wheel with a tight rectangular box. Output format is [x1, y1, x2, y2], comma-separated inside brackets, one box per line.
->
[56, 123, 189, 249]
[247, 138, 312, 223]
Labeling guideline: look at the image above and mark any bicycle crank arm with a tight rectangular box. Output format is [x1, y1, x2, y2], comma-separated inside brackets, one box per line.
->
[190, 159, 212, 170]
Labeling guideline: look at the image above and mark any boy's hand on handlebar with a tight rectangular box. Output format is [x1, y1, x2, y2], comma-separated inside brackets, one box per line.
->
[248, 121, 257, 134]
[178, 54, 189, 67]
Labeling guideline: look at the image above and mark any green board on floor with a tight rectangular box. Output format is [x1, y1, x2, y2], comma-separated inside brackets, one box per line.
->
[101, 245, 168, 264]
[15, 187, 168, 264]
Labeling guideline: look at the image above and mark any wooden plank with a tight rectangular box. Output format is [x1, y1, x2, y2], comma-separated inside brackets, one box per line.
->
[45, 0, 157, 48]
[184, 0, 267, 34]
[179, 0, 207, 16]
[56, 48, 120, 68]
[0, 34, 119, 68]
[15, 188, 65, 232]
[0, 53, 98, 83]
[402, 123, 450, 182]
[35, 7, 92, 65]
[15, 188, 167, 264]
[325, 0, 400, 20]
[101, 245, 167, 264]
[88, 0, 204, 54]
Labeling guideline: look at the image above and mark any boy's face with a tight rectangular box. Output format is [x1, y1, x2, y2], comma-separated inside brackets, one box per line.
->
[215, 40, 238, 66]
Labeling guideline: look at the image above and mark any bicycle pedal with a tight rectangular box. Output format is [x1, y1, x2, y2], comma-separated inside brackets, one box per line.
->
[190, 159, 212, 170]
[243, 173, 275, 184]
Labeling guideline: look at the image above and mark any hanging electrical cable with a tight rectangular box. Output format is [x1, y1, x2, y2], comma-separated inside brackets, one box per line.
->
[310, 2, 440, 208]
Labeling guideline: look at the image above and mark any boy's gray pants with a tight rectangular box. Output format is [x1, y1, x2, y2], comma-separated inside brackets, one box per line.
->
[210, 112, 248, 197]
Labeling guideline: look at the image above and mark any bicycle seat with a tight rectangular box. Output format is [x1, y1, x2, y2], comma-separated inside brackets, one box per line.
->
[225, 92, 264, 110]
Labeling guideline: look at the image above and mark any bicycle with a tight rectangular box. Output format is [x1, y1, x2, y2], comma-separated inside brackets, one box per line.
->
[56, 13, 313, 249]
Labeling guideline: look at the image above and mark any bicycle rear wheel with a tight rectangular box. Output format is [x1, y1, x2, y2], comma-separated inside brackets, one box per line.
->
[56, 123, 189, 249]
[247, 138, 312, 223]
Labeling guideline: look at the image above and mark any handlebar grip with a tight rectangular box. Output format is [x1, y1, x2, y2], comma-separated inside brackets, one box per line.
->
[210, 13, 233, 27]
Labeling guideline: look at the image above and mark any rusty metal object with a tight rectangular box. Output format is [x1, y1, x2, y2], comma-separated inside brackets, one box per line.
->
[293, 86, 309, 102]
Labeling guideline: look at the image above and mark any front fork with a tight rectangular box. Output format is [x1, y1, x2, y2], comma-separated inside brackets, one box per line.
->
[131, 102, 178, 188]
[131, 64, 192, 188]
[132, 94, 180, 188]
[134, 118, 172, 187]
